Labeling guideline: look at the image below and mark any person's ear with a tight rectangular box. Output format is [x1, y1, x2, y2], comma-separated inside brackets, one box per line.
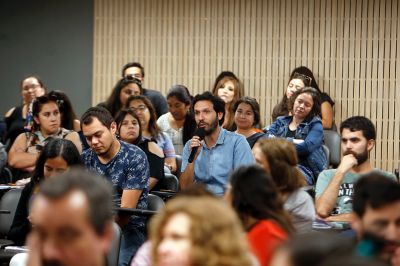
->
[217, 112, 224, 121]
[110, 122, 117, 136]
[33, 116, 39, 126]
[367, 139, 375, 152]
[100, 221, 114, 254]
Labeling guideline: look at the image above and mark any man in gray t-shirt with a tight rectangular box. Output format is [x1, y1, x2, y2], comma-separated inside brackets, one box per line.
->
[316, 116, 397, 223]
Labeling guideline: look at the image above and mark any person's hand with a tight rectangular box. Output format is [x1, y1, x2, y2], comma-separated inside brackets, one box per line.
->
[337, 154, 358, 174]
[189, 136, 202, 161]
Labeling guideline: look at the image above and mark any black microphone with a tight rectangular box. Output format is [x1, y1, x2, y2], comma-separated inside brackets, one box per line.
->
[188, 128, 206, 163]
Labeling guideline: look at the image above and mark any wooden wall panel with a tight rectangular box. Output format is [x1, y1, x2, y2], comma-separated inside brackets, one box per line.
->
[93, 0, 399, 172]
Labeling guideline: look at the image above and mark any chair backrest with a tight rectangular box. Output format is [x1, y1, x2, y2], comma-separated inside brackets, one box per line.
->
[0, 188, 23, 236]
[106, 222, 122, 266]
[147, 194, 165, 212]
[322, 145, 330, 166]
[175, 155, 182, 178]
[323, 130, 341, 168]
[157, 173, 179, 192]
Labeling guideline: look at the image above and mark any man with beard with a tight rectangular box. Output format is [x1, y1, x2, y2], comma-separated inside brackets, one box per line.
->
[80, 106, 149, 266]
[180, 91, 254, 196]
[351, 173, 400, 266]
[315, 116, 396, 223]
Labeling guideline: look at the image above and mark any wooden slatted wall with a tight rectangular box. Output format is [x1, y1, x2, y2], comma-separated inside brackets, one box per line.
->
[93, 0, 399, 172]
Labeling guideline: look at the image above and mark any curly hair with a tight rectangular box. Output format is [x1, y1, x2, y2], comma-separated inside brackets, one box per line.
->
[150, 196, 252, 266]
[288, 87, 321, 121]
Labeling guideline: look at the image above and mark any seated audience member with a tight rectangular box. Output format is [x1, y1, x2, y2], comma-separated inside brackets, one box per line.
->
[225, 165, 293, 266]
[233, 97, 266, 148]
[157, 85, 196, 155]
[180, 91, 254, 196]
[253, 139, 316, 233]
[122, 62, 168, 118]
[266, 87, 327, 185]
[100, 76, 143, 118]
[4, 75, 46, 149]
[48, 90, 89, 149]
[272, 66, 335, 130]
[270, 232, 386, 266]
[211, 71, 244, 131]
[115, 108, 165, 190]
[126, 95, 177, 173]
[24, 169, 115, 266]
[8, 94, 82, 179]
[149, 196, 253, 266]
[8, 138, 82, 246]
[316, 116, 397, 224]
[80, 106, 149, 266]
[351, 173, 400, 265]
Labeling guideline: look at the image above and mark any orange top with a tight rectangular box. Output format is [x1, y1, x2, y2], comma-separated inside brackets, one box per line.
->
[247, 220, 288, 266]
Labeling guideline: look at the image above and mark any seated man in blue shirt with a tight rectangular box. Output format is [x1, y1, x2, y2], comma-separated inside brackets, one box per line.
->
[80, 106, 149, 266]
[180, 91, 254, 196]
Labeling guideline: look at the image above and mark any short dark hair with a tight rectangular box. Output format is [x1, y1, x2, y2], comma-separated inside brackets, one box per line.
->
[39, 168, 114, 235]
[81, 106, 114, 129]
[340, 116, 376, 140]
[32, 139, 83, 184]
[192, 91, 225, 126]
[288, 87, 321, 121]
[20, 75, 46, 91]
[121, 62, 145, 77]
[353, 172, 400, 217]
[233, 96, 261, 126]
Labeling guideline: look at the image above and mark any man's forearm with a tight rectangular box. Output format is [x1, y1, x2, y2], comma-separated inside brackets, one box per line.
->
[316, 170, 346, 217]
[326, 213, 352, 223]
[180, 163, 195, 189]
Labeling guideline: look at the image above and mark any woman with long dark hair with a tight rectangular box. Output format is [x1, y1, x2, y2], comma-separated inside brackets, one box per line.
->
[115, 108, 165, 190]
[8, 138, 82, 245]
[157, 85, 196, 155]
[225, 165, 293, 266]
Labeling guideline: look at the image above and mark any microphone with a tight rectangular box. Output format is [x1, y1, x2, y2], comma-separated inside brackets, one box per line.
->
[188, 128, 206, 163]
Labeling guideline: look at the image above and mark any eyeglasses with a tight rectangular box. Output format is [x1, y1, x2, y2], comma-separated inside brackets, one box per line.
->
[292, 72, 312, 86]
[125, 74, 142, 83]
[130, 105, 147, 113]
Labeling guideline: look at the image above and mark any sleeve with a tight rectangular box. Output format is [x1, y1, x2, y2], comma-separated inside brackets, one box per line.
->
[233, 136, 255, 169]
[320, 92, 335, 106]
[160, 133, 176, 158]
[0, 142, 7, 171]
[125, 148, 150, 190]
[265, 119, 281, 136]
[315, 170, 332, 198]
[8, 184, 32, 245]
[295, 120, 324, 156]
[180, 140, 191, 173]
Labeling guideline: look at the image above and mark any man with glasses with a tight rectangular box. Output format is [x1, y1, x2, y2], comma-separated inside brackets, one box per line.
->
[122, 62, 168, 118]
[80, 106, 149, 266]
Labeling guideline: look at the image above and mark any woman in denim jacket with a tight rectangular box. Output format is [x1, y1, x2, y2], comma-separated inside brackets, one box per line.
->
[266, 87, 327, 185]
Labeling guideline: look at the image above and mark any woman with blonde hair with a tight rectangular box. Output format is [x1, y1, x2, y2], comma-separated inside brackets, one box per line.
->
[253, 138, 315, 233]
[150, 196, 253, 266]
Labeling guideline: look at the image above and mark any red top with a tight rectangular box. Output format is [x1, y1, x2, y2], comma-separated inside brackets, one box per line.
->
[247, 220, 288, 266]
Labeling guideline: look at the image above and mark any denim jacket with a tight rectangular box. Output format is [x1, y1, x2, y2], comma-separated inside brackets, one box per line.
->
[266, 115, 327, 180]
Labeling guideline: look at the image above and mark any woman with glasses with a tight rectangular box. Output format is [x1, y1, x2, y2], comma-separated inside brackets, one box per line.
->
[272, 66, 335, 129]
[266, 87, 327, 185]
[233, 97, 266, 148]
[211, 71, 244, 131]
[8, 138, 82, 246]
[126, 95, 177, 173]
[100, 76, 143, 117]
[8, 94, 82, 179]
[115, 108, 164, 190]
[4, 76, 46, 149]
[157, 85, 196, 155]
